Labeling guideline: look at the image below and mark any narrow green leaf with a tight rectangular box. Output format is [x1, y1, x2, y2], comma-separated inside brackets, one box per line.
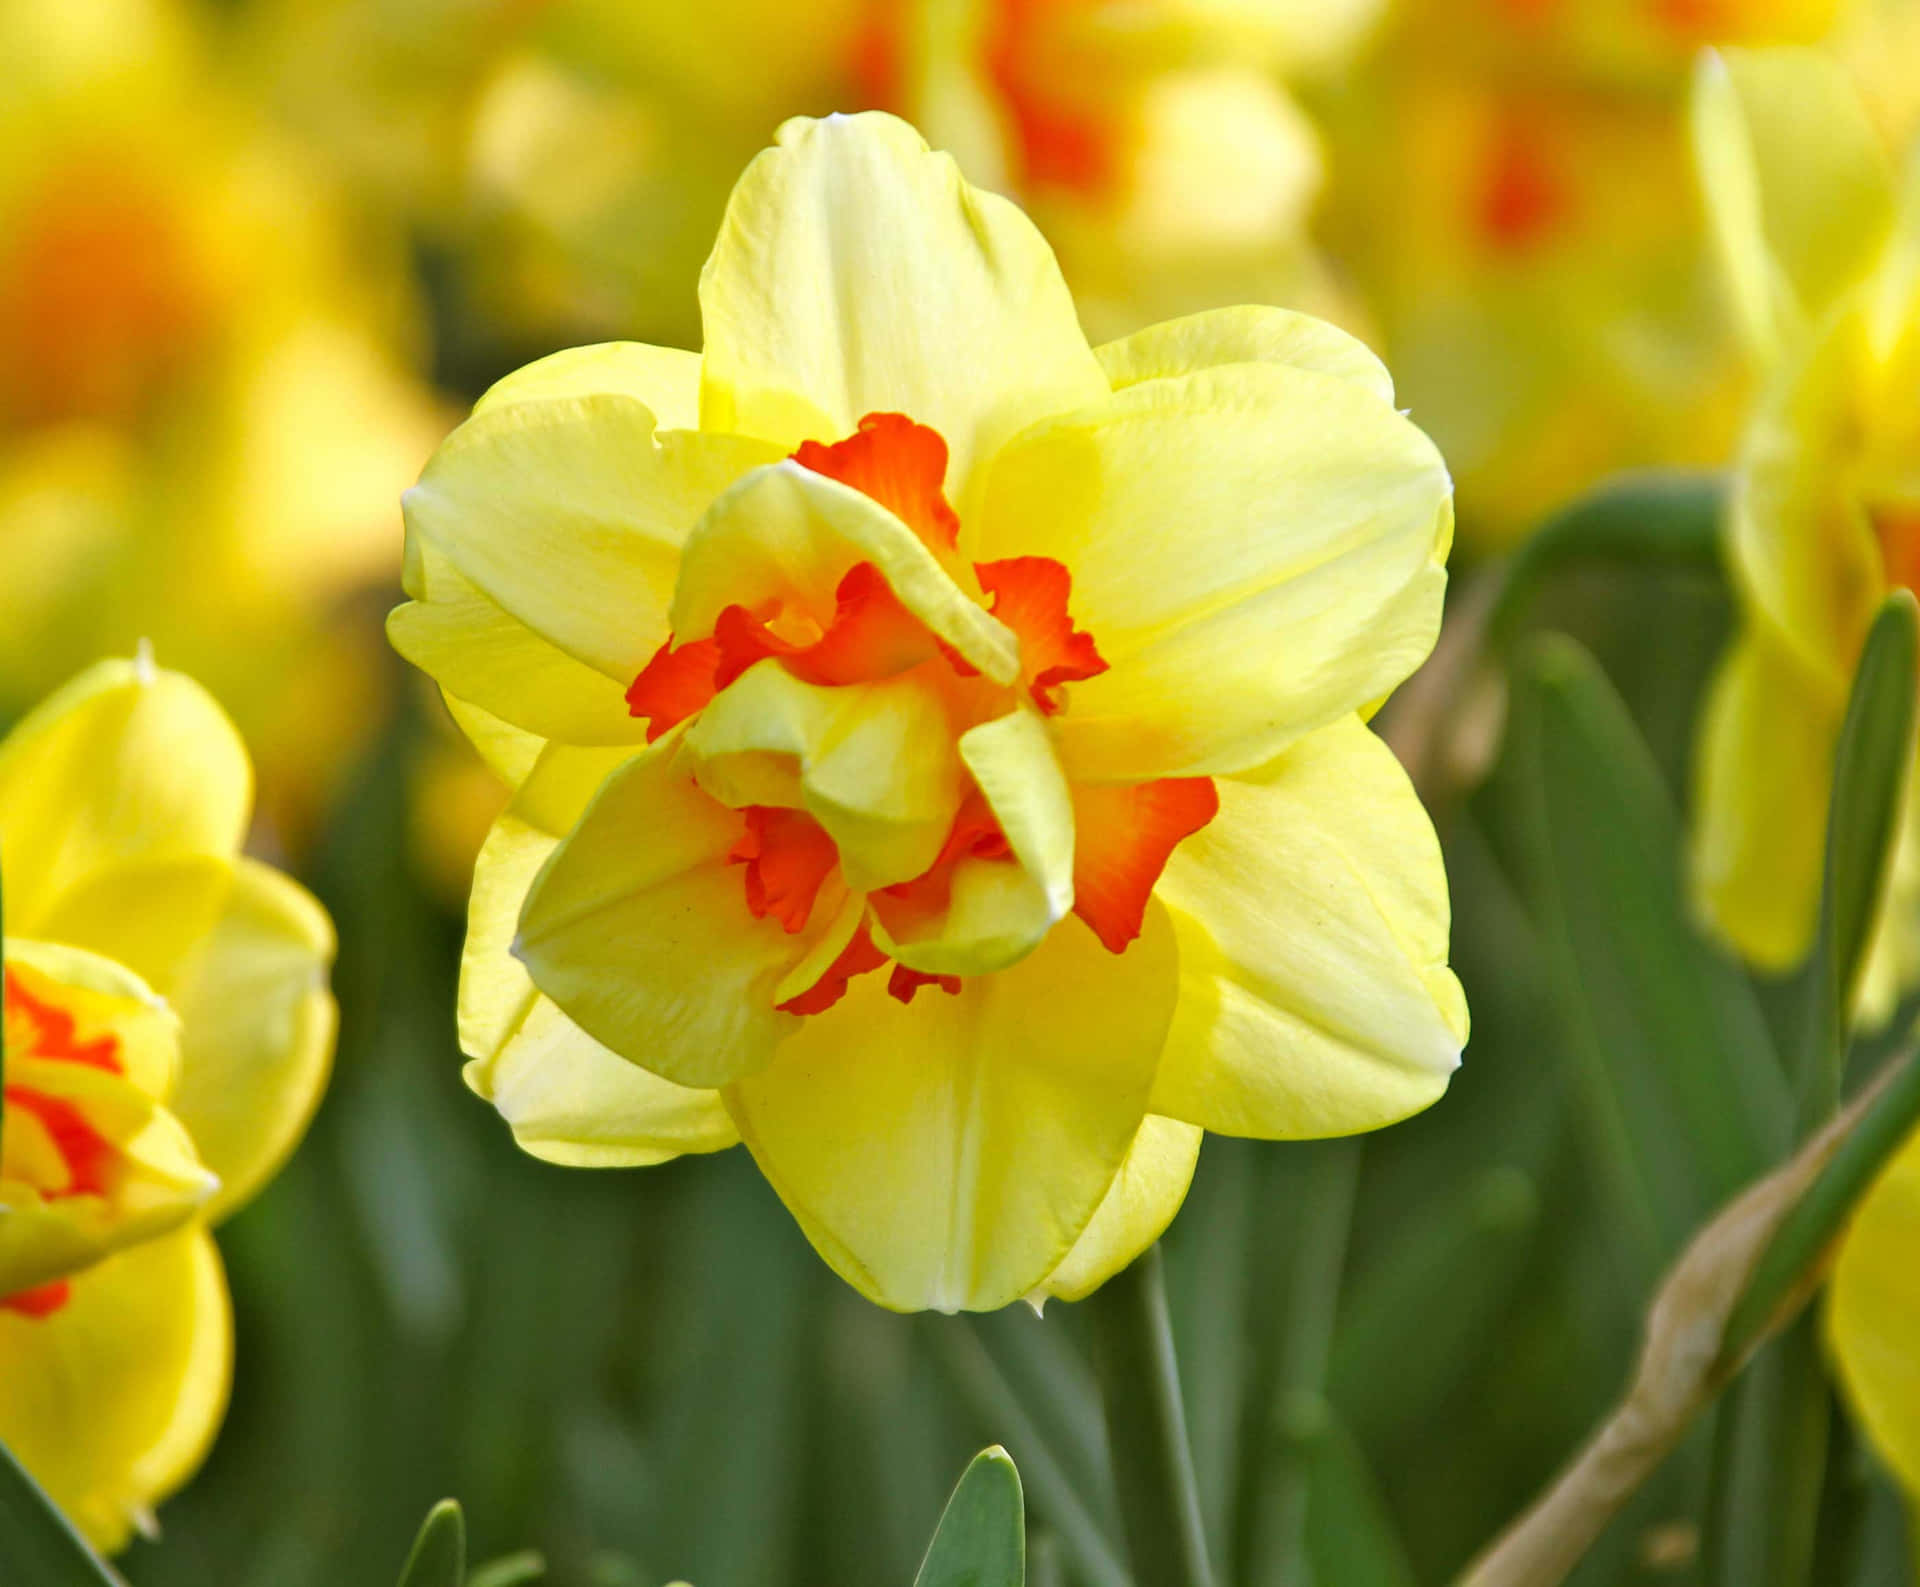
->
[1723, 1045, 1920, 1365]
[467, 1552, 545, 1587]
[1300, 1410, 1419, 1587]
[0, 1440, 124, 1587]
[914, 1448, 1026, 1587]
[1511, 637, 1789, 1276]
[1489, 471, 1725, 649]
[1801, 592, 1919, 1127]
[396, 1500, 466, 1587]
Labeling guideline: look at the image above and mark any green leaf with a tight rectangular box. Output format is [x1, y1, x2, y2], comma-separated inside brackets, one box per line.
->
[914, 1448, 1026, 1587]
[1510, 636, 1789, 1278]
[0, 1439, 124, 1587]
[1299, 1410, 1419, 1587]
[467, 1552, 545, 1587]
[396, 1500, 466, 1587]
[1800, 592, 1919, 1127]
[1489, 471, 1725, 650]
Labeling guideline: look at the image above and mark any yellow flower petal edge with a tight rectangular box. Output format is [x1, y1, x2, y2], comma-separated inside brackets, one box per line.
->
[1828, 1126, 1920, 1497]
[397, 111, 1462, 1309]
[0, 1228, 231, 1555]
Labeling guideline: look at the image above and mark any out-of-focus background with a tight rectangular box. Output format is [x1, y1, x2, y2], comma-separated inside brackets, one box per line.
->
[6, 1, 1920, 1582]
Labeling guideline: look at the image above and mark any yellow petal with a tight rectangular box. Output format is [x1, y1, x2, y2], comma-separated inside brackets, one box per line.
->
[27, 855, 236, 997]
[516, 735, 810, 1088]
[442, 692, 544, 791]
[1693, 48, 1895, 363]
[0, 1228, 230, 1555]
[1033, 1115, 1203, 1305]
[163, 860, 336, 1223]
[687, 660, 968, 892]
[4, 941, 178, 1099]
[1152, 717, 1465, 1137]
[671, 460, 1020, 684]
[391, 543, 647, 747]
[975, 362, 1451, 782]
[697, 112, 1107, 506]
[461, 795, 736, 1168]
[1828, 1124, 1920, 1499]
[0, 660, 249, 937]
[957, 709, 1075, 922]
[402, 396, 775, 685]
[1095, 304, 1393, 403]
[473, 342, 703, 430]
[1690, 628, 1839, 972]
[726, 906, 1179, 1312]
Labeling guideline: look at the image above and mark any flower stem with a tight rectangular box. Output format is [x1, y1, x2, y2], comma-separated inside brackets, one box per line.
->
[1087, 1244, 1215, 1587]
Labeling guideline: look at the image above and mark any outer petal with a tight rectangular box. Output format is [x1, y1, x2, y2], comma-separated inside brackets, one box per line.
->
[516, 736, 816, 1089]
[1827, 1125, 1920, 1498]
[1690, 628, 1839, 972]
[461, 771, 737, 1167]
[697, 112, 1107, 503]
[1151, 717, 1465, 1137]
[975, 363, 1451, 782]
[473, 342, 703, 430]
[162, 860, 337, 1223]
[1095, 304, 1393, 402]
[1032, 1115, 1203, 1305]
[0, 660, 249, 937]
[0, 1228, 230, 1555]
[726, 907, 1179, 1313]
[400, 395, 776, 688]
[1693, 49, 1894, 363]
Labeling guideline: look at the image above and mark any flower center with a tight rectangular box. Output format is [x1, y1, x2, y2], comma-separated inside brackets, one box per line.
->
[2, 968, 127, 1320]
[629, 412, 1217, 1016]
[1478, 113, 1567, 256]
[1874, 501, 1920, 602]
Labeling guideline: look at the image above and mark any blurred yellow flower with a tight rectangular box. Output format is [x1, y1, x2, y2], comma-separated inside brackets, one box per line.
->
[251, 0, 1379, 352]
[1688, 47, 1920, 1017]
[0, 658, 336, 1550]
[0, 0, 447, 846]
[1326, 0, 1864, 546]
[393, 112, 1465, 1312]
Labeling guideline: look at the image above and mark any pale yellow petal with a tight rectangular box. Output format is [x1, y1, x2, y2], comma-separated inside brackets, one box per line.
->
[402, 396, 775, 684]
[1828, 1124, 1920, 1498]
[697, 112, 1107, 504]
[975, 363, 1451, 781]
[1095, 304, 1393, 402]
[473, 341, 703, 430]
[0, 1228, 230, 1555]
[163, 859, 337, 1222]
[1033, 1115, 1203, 1305]
[0, 660, 249, 936]
[516, 736, 811, 1088]
[1151, 717, 1464, 1137]
[1690, 628, 1839, 972]
[726, 908, 1178, 1312]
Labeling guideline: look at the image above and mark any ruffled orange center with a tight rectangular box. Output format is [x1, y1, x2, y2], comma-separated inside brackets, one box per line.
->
[631, 412, 1217, 1015]
[2, 968, 127, 1319]
[0, 163, 210, 427]
[1478, 113, 1567, 255]
[1874, 503, 1920, 602]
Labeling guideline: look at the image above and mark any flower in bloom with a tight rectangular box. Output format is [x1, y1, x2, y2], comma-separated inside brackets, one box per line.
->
[1324, 0, 1872, 545]
[1688, 47, 1920, 1018]
[0, 0, 446, 845]
[392, 112, 1465, 1312]
[0, 658, 336, 1548]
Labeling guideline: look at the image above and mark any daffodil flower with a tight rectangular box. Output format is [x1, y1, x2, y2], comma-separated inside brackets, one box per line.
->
[393, 112, 1465, 1313]
[0, 658, 336, 1550]
[1688, 47, 1920, 1018]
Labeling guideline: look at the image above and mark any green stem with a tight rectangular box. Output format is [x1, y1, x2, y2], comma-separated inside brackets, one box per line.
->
[1088, 1245, 1215, 1587]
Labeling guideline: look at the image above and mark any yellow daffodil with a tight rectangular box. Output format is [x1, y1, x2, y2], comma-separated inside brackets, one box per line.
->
[392, 111, 1466, 1313]
[1688, 47, 1920, 1016]
[0, 658, 336, 1549]
[1325, 0, 1871, 546]
[0, 0, 446, 846]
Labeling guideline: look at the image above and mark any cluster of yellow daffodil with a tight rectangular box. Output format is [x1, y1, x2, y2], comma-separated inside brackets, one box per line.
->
[0, 659, 335, 1549]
